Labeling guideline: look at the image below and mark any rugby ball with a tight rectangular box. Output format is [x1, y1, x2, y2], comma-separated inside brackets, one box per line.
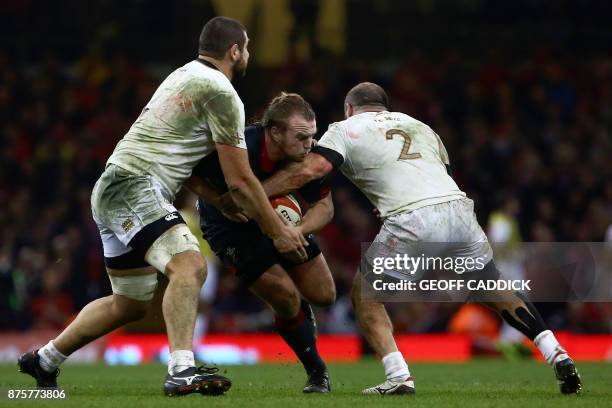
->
[270, 194, 302, 226]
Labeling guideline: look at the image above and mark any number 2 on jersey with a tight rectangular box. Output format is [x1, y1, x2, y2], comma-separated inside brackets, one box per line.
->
[385, 129, 422, 160]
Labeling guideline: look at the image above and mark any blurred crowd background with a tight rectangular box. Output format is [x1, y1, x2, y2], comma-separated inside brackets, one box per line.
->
[1, 0, 611, 341]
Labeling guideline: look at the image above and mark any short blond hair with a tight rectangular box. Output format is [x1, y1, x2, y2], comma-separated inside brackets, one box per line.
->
[262, 92, 315, 130]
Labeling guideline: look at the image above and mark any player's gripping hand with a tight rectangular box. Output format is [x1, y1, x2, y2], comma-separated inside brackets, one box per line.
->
[218, 192, 249, 223]
[272, 220, 309, 263]
[219, 191, 240, 211]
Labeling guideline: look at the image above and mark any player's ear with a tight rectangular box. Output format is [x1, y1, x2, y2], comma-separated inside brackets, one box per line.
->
[269, 126, 280, 142]
[229, 43, 241, 62]
[345, 103, 353, 118]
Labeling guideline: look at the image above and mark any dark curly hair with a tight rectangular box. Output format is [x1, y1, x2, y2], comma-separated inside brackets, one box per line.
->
[198, 16, 247, 59]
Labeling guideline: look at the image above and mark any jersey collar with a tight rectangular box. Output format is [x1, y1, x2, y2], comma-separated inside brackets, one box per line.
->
[260, 132, 277, 173]
[196, 58, 220, 71]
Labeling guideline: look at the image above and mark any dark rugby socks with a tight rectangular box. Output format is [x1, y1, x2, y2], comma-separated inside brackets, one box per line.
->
[274, 300, 326, 374]
[500, 293, 548, 340]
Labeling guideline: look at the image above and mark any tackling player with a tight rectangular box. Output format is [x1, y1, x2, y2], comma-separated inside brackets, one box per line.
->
[18, 17, 307, 397]
[188, 93, 335, 393]
[260, 82, 582, 395]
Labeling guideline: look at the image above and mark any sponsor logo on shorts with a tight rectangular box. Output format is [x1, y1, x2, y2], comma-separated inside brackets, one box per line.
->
[122, 218, 134, 233]
[165, 212, 179, 221]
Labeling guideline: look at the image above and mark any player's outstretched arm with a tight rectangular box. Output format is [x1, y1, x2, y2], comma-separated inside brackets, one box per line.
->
[298, 193, 334, 235]
[216, 143, 308, 262]
[263, 153, 334, 198]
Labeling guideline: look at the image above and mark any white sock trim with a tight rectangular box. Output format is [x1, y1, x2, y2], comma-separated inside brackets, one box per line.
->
[168, 350, 195, 375]
[37, 340, 68, 373]
[381, 351, 410, 382]
[533, 329, 552, 346]
[534, 330, 568, 364]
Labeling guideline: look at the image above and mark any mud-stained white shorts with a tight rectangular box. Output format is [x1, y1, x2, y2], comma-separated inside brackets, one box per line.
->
[90, 164, 189, 269]
[364, 198, 493, 280]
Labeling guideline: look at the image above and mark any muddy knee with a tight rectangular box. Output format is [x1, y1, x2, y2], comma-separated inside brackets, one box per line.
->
[145, 224, 203, 280]
[165, 251, 207, 286]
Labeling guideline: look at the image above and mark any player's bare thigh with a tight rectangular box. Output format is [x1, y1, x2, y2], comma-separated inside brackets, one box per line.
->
[250, 265, 301, 318]
[288, 254, 336, 307]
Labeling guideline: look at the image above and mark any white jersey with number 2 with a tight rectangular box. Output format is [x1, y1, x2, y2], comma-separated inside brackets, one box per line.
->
[317, 111, 465, 218]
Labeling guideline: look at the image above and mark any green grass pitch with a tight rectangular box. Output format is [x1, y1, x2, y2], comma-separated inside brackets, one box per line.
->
[1, 359, 610, 407]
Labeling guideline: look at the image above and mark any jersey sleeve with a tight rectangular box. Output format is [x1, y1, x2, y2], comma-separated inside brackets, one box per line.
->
[316, 122, 349, 161]
[311, 145, 344, 170]
[433, 129, 452, 175]
[204, 91, 246, 149]
[297, 177, 331, 204]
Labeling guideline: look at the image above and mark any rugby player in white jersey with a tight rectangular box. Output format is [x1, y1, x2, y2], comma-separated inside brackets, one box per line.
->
[261, 82, 582, 395]
[18, 16, 308, 397]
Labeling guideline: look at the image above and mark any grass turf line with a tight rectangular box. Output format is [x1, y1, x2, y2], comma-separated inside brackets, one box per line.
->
[1, 359, 610, 407]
